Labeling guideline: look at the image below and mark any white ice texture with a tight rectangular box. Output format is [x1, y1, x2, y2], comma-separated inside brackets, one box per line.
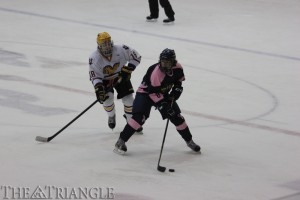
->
[0, 0, 300, 200]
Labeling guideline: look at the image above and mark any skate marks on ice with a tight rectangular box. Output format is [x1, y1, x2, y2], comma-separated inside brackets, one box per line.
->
[0, 48, 29, 67]
[181, 65, 300, 137]
[36, 56, 86, 69]
[272, 192, 300, 200]
[0, 43, 85, 69]
[1, 7, 300, 62]
[184, 110, 300, 137]
[272, 180, 300, 200]
[0, 46, 85, 69]
[0, 89, 75, 116]
[0, 74, 92, 96]
[184, 64, 278, 122]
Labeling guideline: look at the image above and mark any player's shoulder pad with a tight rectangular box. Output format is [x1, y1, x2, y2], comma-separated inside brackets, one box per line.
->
[114, 44, 130, 51]
[173, 62, 183, 69]
[89, 49, 98, 59]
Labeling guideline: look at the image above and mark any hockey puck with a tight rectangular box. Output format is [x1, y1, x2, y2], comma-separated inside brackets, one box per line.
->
[169, 169, 175, 172]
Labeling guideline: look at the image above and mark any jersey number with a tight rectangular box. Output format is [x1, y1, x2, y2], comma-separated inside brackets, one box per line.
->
[90, 71, 96, 79]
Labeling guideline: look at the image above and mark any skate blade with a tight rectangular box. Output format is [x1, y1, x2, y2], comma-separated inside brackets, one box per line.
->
[113, 148, 126, 155]
[135, 130, 143, 134]
[163, 21, 175, 25]
[135, 127, 143, 134]
[146, 19, 157, 22]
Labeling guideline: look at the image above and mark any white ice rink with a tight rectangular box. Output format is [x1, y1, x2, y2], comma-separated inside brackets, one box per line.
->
[1, 0, 300, 199]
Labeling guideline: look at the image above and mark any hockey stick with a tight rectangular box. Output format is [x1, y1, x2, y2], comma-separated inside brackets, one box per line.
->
[157, 99, 175, 173]
[157, 117, 170, 172]
[35, 99, 98, 142]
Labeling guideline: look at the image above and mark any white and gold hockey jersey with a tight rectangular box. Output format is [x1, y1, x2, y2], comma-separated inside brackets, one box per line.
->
[89, 44, 141, 87]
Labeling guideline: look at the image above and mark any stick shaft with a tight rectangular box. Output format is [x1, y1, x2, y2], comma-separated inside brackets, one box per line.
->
[157, 118, 170, 168]
[39, 99, 98, 142]
[157, 100, 174, 170]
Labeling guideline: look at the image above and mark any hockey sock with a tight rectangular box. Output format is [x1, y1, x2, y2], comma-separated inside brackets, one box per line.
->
[120, 124, 136, 142]
[178, 127, 192, 142]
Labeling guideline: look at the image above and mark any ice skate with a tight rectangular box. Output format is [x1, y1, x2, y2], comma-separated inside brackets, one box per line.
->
[136, 127, 143, 134]
[186, 139, 201, 152]
[108, 115, 116, 129]
[146, 16, 158, 22]
[114, 138, 127, 155]
[163, 17, 175, 24]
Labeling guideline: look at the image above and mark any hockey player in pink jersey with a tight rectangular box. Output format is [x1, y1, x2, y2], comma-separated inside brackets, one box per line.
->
[114, 48, 200, 154]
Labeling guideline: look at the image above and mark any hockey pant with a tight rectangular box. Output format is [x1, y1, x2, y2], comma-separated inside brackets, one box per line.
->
[120, 93, 192, 142]
[103, 80, 134, 119]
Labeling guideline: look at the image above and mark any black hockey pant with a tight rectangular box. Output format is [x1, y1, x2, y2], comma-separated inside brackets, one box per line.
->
[120, 93, 192, 142]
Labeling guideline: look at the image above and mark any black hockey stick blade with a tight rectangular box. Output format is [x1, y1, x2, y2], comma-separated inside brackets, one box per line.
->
[157, 165, 166, 172]
[35, 136, 50, 143]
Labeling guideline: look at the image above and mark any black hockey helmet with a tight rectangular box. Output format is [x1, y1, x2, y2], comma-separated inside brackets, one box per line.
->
[159, 48, 177, 74]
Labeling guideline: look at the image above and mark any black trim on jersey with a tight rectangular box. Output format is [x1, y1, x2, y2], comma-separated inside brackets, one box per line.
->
[140, 63, 185, 95]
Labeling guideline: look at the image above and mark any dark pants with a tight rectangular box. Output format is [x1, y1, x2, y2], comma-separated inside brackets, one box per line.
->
[148, 0, 175, 19]
[105, 79, 134, 99]
[119, 93, 192, 142]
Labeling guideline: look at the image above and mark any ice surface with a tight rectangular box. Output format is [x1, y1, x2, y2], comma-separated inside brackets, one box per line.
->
[1, 0, 300, 199]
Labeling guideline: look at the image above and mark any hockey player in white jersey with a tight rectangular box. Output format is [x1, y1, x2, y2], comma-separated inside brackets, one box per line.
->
[89, 32, 142, 131]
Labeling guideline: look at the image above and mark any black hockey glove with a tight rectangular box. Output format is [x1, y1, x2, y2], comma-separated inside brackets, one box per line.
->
[169, 84, 183, 101]
[157, 101, 175, 119]
[95, 83, 108, 104]
[119, 63, 136, 82]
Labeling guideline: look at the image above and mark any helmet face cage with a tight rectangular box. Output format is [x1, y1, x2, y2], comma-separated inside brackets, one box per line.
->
[159, 48, 176, 73]
[97, 32, 113, 57]
[160, 59, 173, 72]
